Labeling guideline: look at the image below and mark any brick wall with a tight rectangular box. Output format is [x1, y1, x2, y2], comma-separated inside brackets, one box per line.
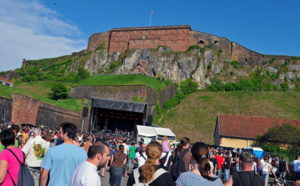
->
[11, 94, 40, 125]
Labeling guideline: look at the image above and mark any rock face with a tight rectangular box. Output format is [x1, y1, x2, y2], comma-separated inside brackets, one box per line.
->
[69, 46, 300, 89]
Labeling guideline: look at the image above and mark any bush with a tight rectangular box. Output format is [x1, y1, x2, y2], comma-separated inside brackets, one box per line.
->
[49, 83, 68, 100]
[180, 79, 198, 95]
[186, 45, 202, 52]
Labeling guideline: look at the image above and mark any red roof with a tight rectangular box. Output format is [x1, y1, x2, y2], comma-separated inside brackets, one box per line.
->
[218, 114, 300, 139]
[0, 77, 13, 84]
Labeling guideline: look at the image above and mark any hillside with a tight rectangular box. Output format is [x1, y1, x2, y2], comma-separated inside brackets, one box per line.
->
[156, 91, 300, 144]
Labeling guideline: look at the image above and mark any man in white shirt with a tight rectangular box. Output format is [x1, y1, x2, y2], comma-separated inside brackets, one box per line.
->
[122, 139, 129, 177]
[69, 142, 110, 186]
[135, 144, 147, 168]
[293, 155, 300, 182]
[22, 128, 49, 186]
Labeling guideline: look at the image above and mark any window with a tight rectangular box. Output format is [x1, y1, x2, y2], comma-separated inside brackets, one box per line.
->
[117, 32, 119, 35]
[175, 35, 177, 39]
[155, 30, 157, 33]
[153, 40, 155, 44]
[136, 31, 138, 34]
[145, 30, 148, 34]
[133, 40, 135, 44]
[175, 29, 178, 33]
[154, 35, 157, 39]
[126, 36, 128, 40]
[135, 36, 137, 39]
[164, 41, 166, 45]
[116, 42, 118, 46]
[165, 30, 167, 33]
[174, 41, 177, 44]
[127, 31, 128, 34]
[164, 35, 167, 39]
[117, 37, 119, 40]
[143, 40, 145, 44]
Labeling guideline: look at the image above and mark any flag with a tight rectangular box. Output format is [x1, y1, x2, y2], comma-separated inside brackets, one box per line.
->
[152, 11, 154, 14]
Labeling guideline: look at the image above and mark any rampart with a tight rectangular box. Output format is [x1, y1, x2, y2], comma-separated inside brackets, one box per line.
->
[87, 25, 266, 65]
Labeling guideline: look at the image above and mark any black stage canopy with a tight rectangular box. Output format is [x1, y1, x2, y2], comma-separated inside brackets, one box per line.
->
[92, 98, 147, 113]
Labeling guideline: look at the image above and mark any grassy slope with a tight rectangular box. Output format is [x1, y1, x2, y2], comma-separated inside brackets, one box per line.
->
[157, 91, 300, 144]
[0, 84, 83, 112]
[2, 74, 166, 112]
[77, 74, 166, 91]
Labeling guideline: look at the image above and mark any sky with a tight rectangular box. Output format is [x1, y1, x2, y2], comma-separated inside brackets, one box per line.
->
[0, 0, 299, 72]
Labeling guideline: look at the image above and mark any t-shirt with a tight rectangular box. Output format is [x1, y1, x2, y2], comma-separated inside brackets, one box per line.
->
[215, 155, 224, 170]
[262, 162, 270, 172]
[127, 166, 175, 186]
[21, 133, 29, 142]
[0, 148, 24, 186]
[232, 171, 265, 186]
[224, 157, 231, 169]
[111, 150, 127, 168]
[293, 160, 300, 172]
[172, 149, 192, 172]
[251, 162, 257, 171]
[279, 160, 287, 172]
[69, 161, 100, 186]
[129, 146, 136, 159]
[40, 143, 87, 186]
[135, 151, 148, 168]
[22, 136, 49, 167]
[122, 143, 129, 155]
[176, 171, 222, 186]
[211, 158, 219, 170]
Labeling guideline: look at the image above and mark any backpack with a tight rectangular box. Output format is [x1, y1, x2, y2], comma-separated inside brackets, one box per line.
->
[132, 168, 167, 186]
[170, 149, 188, 180]
[159, 152, 169, 167]
[6, 149, 34, 186]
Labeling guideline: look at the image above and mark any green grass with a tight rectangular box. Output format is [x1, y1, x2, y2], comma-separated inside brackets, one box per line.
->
[0, 84, 83, 112]
[157, 91, 300, 144]
[77, 74, 166, 91]
[15, 82, 74, 97]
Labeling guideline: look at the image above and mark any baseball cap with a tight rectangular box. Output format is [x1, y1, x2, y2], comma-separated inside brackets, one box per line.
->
[241, 152, 254, 163]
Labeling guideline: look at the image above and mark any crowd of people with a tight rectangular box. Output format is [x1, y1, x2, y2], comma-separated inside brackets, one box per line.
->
[0, 122, 299, 186]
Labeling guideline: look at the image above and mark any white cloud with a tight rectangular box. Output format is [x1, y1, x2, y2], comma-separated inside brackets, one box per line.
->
[0, 0, 86, 71]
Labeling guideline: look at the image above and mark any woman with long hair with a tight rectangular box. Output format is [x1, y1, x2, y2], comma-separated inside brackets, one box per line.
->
[127, 141, 174, 186]
[0, 129, 25, 185]
[176, 142, 222, 186]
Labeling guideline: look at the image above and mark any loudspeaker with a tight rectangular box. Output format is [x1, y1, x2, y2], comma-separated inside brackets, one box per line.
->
[146, 115, 153, 126]
[82, 106, 88, 117]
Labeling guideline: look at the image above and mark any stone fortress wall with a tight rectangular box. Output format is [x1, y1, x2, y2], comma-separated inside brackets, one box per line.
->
[87, 25, 263, 65]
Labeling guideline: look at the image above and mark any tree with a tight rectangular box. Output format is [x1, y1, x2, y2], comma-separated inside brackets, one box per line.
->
[75, 66, 90, 82]
[49, 83, 68, 100]
[180, 79, 198, 95]
[255, 124, 300, 149]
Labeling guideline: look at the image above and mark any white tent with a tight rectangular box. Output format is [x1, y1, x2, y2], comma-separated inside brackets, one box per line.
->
[136, 126, 176, 141]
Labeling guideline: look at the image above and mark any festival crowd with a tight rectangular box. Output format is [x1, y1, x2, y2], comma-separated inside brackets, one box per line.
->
[0, 123, 299, 186]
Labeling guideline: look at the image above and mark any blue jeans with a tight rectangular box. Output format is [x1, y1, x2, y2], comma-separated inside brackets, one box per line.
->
[128, 158, 134, 171]
[109, 167, 124, 186]
[262, 171, 269, 184]
[217, 169, 222, 178]
[224, 169, 230, 182]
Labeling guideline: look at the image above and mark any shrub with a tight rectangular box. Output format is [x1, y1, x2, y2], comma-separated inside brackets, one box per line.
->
[186, 45, 202, 52]
[49, 83, 68, 100]
[280, 83, 289, 91]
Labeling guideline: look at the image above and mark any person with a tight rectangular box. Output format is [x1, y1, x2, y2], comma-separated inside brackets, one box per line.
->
[176, 142, 222, 186]
[224, 152, 266, 186]
[0, 128, 24, 186]
[22, 128, 49, 186]
[0, 125, 19, 153]
[122, 139, 129, 178]
[135, 144, 148, 168]
[293, 155, 300, 182]
[159, 137, 172, 170]
[251, 159, 257, 174]
[253, 154, 259, 164]
[40, 123, 87, 186]
[69, 143, 110, 186]
[84, 136, 93, 153]
[170, 137, 192, 180]
[73, 136, 80, 147]
[210, 152, 218, 175]
[20, 128, 29, 143]
[127, 141, 175, 186]
[261, 157, 271, 184]
[224, 152, 231, 182]
[110, 145, 127, 186]
[128, 142, 136, 171]
[279, 157, 289, 183]
[18, 135, 25, 149]
[215, 152, 224, 178]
